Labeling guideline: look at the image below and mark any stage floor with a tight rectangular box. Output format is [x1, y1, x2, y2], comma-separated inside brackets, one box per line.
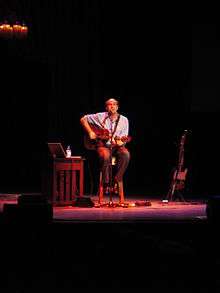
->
[0, 193, 207, 223]
[0, 194, 216, 291]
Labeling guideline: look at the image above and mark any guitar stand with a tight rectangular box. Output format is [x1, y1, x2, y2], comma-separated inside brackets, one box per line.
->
[165, 182, 186, 203]
[163, 130, 189, 203]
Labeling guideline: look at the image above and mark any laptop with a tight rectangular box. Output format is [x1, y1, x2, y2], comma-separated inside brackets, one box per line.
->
[47, 142, 66, 158]
[47, 142, 82, 159]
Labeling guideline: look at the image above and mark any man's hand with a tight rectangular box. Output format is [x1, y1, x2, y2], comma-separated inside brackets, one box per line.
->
[89, 131, 97, 140]
[116, 140, 124, 146]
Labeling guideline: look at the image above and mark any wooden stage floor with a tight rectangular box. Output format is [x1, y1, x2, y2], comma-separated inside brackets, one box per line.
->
[0, 193, 207, 223]
[0, 194, 218, 292]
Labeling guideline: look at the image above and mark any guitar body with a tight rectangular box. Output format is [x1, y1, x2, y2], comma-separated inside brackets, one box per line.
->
[172, 168, 187, 190]
[84, 124, 131, 150]
[84, 126, 110, 150]
[166, 130, 188, 201]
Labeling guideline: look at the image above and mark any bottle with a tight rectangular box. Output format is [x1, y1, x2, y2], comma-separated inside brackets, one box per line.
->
[66, 145, 71, 158]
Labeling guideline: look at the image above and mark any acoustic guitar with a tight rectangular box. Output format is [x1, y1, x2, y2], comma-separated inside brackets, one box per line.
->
[167, 129, 188, 201]
[84, 125, 131, 150]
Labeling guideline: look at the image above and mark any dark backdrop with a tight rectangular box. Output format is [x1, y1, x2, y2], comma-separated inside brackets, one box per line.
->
[0, 1, 219, 197]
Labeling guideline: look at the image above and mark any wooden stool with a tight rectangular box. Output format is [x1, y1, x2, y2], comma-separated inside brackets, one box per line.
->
[98, 156, 124, 204]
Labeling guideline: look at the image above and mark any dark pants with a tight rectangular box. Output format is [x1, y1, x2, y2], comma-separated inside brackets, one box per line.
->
[96, 146, 130, 186]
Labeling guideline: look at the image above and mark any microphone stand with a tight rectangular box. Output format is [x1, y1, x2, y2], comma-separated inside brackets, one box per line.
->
[104, 117, 117, 208]
[99, 138, 116, 208]
[107, 135, 115, 207]
[100, 113, 123, 208]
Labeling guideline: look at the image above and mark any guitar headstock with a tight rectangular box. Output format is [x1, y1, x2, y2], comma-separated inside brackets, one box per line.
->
[180, 130, 188, 146]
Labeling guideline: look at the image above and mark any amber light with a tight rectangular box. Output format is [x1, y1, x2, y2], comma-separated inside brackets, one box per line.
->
[0, 23, 13, 38]
[19, 24, 28, 38]
[0, 22, 28, 39]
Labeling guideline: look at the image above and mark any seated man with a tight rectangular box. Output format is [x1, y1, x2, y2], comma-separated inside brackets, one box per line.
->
[80, 98, 130, 204]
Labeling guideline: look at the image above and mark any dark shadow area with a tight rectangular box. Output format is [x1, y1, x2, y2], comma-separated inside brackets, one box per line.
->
[0, 5, 219, 198]
[0, 1, 194, 197]
[0, 221, 220, 291]
[0, 4, 220, 290]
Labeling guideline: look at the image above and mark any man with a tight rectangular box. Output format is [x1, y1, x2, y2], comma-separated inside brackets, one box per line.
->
[80, 98, 130, 204]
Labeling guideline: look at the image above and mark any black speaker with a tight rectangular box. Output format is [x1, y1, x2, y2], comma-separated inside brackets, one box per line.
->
[206, 196, 220, 223]
[3, 194, 53, 224]
[72, 196, 95, 207]
[3, 203, 19, 224]
[18, 203, 53, 224]
[17, 193, 48, 205]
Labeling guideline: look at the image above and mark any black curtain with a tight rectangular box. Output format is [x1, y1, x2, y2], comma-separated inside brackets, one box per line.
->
[1, 2, 218, 197]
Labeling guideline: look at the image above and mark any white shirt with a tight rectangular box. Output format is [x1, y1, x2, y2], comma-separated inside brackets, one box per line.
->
[85, 112, 129, 146]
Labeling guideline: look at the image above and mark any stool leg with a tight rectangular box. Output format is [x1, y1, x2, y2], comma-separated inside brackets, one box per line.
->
[118, 181, 124, 204]
[98, 172, 104, 204]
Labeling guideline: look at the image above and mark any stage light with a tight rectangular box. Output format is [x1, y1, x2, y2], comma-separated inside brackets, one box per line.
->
[0, 21, 28, 39]
[0, 23, 13, 38]
[19, 23, 28, 38]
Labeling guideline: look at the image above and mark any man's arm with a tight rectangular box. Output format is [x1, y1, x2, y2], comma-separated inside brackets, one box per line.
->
[122, 117, 129, 137]
[115, 117, 129, 146]
[80, 116, 97, 140]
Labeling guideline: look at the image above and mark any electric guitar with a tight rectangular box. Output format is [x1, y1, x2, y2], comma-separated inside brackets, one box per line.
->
[168, 129, 188, 200]
[84, 125, 131, 150]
